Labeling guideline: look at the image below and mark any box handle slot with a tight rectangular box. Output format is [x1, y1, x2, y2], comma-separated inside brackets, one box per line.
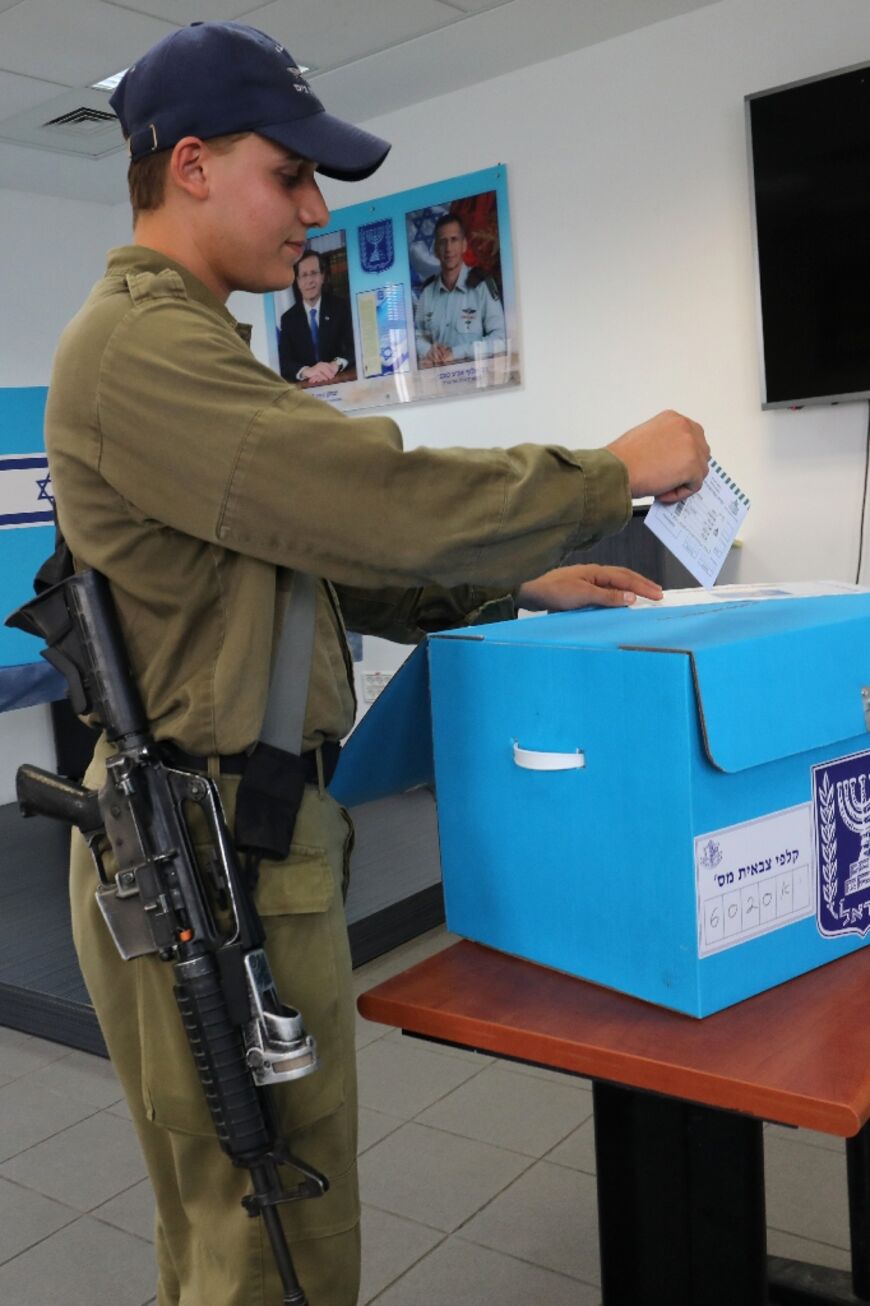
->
[512, 742, 586, 771]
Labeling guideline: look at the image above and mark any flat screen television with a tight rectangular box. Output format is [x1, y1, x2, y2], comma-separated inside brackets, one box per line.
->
[747, 63, 870, 408]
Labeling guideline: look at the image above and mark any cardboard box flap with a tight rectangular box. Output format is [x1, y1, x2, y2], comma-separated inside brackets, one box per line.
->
[329, 642, 434, 806]
[331, 596, 870, 799]
[680, 617, 870, 773]
[433, 596, 870, 774]
[615, 597, 870, 772]
[431, 593, 870, 654]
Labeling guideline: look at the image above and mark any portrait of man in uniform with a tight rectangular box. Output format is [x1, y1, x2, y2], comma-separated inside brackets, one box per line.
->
[409, 198, 507, 370]
[278, 243, 356, 385]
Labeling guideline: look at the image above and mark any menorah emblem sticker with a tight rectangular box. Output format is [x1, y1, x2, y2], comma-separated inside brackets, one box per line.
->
[359, 219, 395, 273]
[813, 750, 870, 938]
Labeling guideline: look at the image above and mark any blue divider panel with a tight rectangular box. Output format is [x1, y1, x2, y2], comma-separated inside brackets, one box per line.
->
[0, 388, 64, 709]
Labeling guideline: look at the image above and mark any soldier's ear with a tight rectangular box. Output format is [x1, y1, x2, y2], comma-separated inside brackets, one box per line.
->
[169, 137, 210, 201]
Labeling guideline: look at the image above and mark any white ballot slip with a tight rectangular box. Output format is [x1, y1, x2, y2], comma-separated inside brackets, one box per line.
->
[644, 458, 749, 587]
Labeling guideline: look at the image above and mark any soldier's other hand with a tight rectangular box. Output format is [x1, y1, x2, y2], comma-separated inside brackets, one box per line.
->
[606, 410, 710, 503]
[517, 564, 663, 612]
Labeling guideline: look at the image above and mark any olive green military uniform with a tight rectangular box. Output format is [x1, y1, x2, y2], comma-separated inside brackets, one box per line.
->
[49, 246, 631, 1306]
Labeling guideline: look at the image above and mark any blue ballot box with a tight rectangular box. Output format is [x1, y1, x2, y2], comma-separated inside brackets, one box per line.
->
[333, 594, 870, 1015]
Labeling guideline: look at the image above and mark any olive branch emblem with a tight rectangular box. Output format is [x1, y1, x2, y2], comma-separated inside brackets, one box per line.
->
[819, 771, 838, 915]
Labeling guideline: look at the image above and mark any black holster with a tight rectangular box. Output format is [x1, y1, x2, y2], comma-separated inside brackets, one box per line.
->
[233, 741, 308, 863]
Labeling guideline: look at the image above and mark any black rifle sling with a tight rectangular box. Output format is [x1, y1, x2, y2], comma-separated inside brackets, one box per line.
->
[233, 571, 318, 864]
[35, 508, 74, 592]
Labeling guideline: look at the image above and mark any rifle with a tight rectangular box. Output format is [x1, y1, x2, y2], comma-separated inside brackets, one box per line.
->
[6, 568, 327, 1306]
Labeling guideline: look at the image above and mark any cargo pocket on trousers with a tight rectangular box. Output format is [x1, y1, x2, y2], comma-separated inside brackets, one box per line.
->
[139, 795, 348, 1139]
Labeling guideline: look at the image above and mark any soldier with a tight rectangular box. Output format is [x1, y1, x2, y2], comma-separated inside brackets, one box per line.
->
[45, 19, 709, 1306]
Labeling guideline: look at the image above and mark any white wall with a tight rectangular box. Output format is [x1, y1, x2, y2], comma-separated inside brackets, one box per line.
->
[0, 191, 130, 797]
[312, 0, 870, 589]
[0, 189, 127, 386]
[3, 0, 870, 774]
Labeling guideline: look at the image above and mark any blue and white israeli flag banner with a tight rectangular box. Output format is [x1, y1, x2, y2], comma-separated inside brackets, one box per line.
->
[0, 387, 65, 709]
[813, 749, 870, 938]
[0, 452, 54, 528]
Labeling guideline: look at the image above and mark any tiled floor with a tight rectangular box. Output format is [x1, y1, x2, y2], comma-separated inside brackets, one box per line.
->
[0, 925, 856, 1304]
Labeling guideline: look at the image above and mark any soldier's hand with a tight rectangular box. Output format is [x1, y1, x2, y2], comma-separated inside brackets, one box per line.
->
[606, 410, 710, 503]
[517, 564, 663, 611]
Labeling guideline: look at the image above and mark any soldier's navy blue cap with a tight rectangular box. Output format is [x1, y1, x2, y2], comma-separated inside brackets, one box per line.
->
[110, 21, 391, 181]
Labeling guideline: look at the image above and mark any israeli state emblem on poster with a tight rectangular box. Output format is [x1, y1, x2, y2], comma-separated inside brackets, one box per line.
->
[359, 219, 394, 273]
[813, 750, 870, 937]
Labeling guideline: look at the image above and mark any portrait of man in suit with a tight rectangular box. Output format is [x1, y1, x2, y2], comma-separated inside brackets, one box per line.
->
[278, 248, 356, 385]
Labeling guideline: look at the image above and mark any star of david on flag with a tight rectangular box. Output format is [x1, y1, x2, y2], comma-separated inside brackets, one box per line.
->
[0, 455, 55, 528]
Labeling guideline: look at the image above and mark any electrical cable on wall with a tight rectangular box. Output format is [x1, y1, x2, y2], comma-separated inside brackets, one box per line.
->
[856, 400, 870, 585]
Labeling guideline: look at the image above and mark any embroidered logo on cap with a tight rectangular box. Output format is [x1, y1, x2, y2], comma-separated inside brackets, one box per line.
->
[286, 64, 313, 94]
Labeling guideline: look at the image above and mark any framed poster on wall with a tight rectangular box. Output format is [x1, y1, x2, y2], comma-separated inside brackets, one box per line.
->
[264, 164, 520, 413]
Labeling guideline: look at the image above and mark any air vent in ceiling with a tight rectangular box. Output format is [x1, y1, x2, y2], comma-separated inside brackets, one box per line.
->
[44, 106, 118, 133]
[0, 88, 122, 159]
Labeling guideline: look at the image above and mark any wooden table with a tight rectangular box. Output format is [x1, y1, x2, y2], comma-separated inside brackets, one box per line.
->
[358, 940, 870, 1306]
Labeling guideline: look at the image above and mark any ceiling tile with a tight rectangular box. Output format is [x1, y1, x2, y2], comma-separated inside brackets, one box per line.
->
[0, 0, 178, 86]
[102, 0, 253, 22]
[0, 86, 123, 158]
[316, 0, 723, 126]
[0, 70, 73, 120]
[239, 0, 457, 73]
[0, 0, 725, 202]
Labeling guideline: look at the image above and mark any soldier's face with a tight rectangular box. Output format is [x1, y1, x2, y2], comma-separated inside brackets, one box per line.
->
[434, 221, 467, 275]
[204, 135, 329, 294]
[296, 255, 325, 304]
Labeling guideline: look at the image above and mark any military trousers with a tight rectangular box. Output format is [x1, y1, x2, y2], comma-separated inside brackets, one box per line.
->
[70, 738, 360, 1306]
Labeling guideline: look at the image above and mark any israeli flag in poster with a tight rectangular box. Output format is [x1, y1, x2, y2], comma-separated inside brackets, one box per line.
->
[0, 387, 65, 709]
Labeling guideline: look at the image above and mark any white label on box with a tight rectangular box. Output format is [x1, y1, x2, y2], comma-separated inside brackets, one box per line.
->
[695, 804, 813, 958]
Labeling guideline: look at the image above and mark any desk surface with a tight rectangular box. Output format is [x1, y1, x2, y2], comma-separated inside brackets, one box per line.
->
[358, 941, 870, 1137]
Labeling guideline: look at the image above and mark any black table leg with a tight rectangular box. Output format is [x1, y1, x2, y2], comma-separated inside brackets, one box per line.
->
[592, 1080, 870, 1306]
[847, 1121, 870, 1299]
[593, 1079, 768, 1306]
[765, 1117, 870, 1304]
